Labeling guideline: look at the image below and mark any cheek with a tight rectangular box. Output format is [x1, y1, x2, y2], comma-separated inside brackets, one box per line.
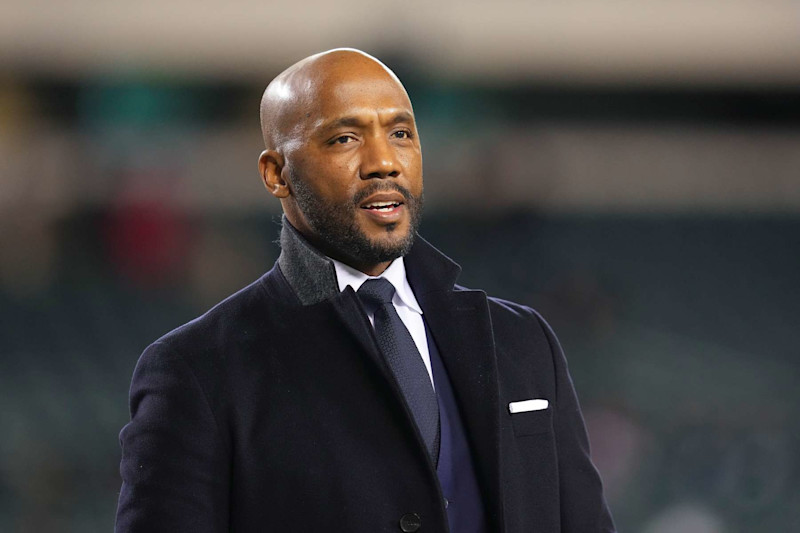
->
[402, 152, 424, 192]
[295, 154, 357, 199]
[327, 161, 360, 197]
[313, 149, 358, 177]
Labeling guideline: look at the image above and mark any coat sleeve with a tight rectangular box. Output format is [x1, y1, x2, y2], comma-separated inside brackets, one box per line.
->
[535, 314, 616, 533]
[115, 341, 229, 532]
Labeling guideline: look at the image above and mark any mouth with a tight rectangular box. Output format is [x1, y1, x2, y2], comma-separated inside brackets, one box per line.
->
[361, 200, 404, 212]
[358, 193, 406, 222]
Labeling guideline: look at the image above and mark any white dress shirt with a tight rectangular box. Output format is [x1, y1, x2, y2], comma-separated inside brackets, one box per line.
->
[331, 257, 434, 388]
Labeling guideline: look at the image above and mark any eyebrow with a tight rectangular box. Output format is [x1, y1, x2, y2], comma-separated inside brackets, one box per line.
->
[319, 111, 415, 133]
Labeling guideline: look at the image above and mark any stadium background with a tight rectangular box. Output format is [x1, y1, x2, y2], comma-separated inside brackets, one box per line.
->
[1, 2, 798, 531]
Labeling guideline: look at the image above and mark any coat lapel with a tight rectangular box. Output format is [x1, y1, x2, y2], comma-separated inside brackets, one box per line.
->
[418, 288, 505, 532]
[330, 287, 385, 371]
[267, 263, 397, 395]
[405, 235, 505, 532]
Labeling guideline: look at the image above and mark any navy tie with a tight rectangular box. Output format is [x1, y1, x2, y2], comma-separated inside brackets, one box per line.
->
[357, 278, 440, 465]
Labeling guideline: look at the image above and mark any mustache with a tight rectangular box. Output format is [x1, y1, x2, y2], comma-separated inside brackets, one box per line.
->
[352, 182, 414, 205]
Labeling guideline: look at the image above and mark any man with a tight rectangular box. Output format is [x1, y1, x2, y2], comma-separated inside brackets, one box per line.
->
[116, 48, 615, 532]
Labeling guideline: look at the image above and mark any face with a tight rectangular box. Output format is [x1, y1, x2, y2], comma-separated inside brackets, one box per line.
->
[279, 67, 424, 272]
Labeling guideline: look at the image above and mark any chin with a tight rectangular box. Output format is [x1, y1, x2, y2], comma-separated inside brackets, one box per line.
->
[362, 217, 407, 238]
[357, 228, 415, 264]
[365, 223, 407, 244]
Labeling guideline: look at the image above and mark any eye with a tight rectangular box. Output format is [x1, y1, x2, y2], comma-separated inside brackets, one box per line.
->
[392, 129, 413, 139]
[327, 133, 358, 145]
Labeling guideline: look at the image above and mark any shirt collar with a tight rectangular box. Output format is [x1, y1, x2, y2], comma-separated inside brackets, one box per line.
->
[331, 257, 423, 315]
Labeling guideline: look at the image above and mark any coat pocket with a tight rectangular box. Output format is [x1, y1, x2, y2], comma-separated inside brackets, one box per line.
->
[511, 407, 553, 436]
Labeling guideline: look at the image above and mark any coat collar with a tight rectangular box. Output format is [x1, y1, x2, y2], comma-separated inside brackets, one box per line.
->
[276, 216, 340, 305]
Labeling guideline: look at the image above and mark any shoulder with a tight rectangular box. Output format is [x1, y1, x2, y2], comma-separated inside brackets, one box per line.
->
[140, 265, 288, 367]
[129, 266, 292, 417]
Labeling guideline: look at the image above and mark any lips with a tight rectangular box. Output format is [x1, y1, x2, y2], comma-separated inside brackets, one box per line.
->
[359, 192, 405, 212]
[362, 200, 402, 212]
[358, 192, 406, 222]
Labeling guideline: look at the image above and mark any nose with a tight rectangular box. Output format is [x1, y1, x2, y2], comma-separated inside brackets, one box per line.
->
[360, 136, 401, 179]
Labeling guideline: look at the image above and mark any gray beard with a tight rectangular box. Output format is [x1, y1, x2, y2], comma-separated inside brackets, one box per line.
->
[290, 174, 423, 266]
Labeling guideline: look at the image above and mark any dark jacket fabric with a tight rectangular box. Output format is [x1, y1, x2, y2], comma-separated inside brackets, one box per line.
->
[428, 323, 488, 533]
[115, 223, 615, 532]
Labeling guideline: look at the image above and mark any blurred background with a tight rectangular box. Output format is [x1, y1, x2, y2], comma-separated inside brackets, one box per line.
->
[1, 1, 798, 531]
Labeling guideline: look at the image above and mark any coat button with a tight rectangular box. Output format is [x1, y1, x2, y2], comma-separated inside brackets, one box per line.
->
[399, 512, 421, 532]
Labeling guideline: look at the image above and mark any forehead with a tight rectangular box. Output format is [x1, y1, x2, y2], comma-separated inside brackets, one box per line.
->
[308, 70, 414, 126]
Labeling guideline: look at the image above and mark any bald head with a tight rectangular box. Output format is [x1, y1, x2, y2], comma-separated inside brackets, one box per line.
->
[257, 48, 423, 275]
[259, 48, 409, 152]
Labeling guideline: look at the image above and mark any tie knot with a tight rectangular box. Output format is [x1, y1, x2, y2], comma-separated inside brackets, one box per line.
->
[357, 278, 396, 310]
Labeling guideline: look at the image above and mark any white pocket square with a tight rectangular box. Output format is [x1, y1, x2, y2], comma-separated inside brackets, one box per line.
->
[508, 399, 549, 414]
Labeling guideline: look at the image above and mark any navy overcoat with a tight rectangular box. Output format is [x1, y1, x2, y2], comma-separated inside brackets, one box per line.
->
[116, 233, 614, 532]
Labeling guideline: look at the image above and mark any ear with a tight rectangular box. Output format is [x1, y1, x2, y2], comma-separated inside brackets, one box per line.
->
[259, 149, 290, 198]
